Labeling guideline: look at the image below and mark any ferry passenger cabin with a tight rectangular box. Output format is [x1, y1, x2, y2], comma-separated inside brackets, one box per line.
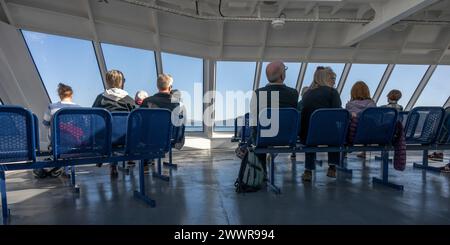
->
[0, 0, 450, 225]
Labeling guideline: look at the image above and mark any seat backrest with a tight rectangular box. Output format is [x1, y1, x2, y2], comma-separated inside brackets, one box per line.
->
[404, 107, 444, 145]
[399, 111, 409, 128]
[171, 113, 185, 144]
[240, 113, 250, 141]
[353, 108, 397, 145]
[111, 112, 129, 148]
[306, 109, 350, 146]
[33, 113, 40, 152]
[52, 108, 112, 159]
[255, 108, 299, 148]
[436, 107, 450, 144]
[0, 106, 36, 163]
[125, 108, 172, 156]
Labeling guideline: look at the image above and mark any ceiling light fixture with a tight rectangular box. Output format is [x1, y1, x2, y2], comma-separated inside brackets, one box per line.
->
[272, 13, 286, 30]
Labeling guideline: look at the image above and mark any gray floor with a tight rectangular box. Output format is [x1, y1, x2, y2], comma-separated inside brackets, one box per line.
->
[2, 149, 450, 225]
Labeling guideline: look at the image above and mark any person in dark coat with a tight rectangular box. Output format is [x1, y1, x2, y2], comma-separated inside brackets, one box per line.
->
[300, 66, 342, 182]
[249, 61, 299, 174]
[92, 70, 136, 177]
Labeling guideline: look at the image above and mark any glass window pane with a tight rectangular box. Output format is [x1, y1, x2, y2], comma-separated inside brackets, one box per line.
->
[415, 65, 450, 107]
[341, 64, 387, 105]
[102, 43, 157, 99]
[161, 52, 203, 132]
[259, 62, 301, 89]
[378, 65, 428, 107]
[302, 63, 345, 88]
[22, 30, 104, 107]
[215, 61, 256, 131]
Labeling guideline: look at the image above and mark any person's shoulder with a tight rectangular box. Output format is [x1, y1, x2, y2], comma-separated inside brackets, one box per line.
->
[122, 95, 136, 105]
[284, 86, 299, 95]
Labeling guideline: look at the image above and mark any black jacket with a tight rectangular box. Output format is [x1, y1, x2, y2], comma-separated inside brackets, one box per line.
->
[299, 86, 342, 142]
[253, 83, 299, 111]
[141, 92, 180, 111]
[250, 83, 299, 141]
[92, 93, 135, 112]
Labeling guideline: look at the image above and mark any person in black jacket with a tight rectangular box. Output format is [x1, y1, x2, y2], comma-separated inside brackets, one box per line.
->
[92, 70, 135, 177]
[141, 74, 180, 111]
[249, 61, 299, 174]
[141, 74, 185, 172]
[300, 66, 342, 182]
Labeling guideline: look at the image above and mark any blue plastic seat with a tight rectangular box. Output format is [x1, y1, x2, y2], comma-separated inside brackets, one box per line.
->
[239, 113, 251, 142]
[32, 113, 40, 153]
[111, 112, 129, 150]
[255, 108, 299, 148]
[398, 111, 409, 128]
[0, 106, 36, 163]
[353, 108, 398, 145]
[436, 107, 450, 145]
[52, 108, 112, 159]
[404, 107, 444, 145]
[125, 109, 172, 156]
[305, 109, 350, 146]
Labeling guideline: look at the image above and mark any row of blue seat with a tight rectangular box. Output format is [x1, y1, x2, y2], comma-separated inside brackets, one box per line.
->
[233, 107, 449, 193]
[0, 105, 183, 224]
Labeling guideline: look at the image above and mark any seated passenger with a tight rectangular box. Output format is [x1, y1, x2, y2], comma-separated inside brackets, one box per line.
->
[92, 70, 136, 112]
[249, 61, 299, 173]
[345, 81, 376, 117]
[92, 70, 136, 177]
[134, 90, 149, 107]
[141, 74, 185, 170]
[300, 66, 342, 182]
[382, 89, 403, 112]
[33, 83, 80, 179]
[345, 81, 376, 159]
[141, 74, 180, 111]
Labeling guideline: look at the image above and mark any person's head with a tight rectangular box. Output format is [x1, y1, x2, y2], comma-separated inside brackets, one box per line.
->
[266, 61, 287, 84]
[301, 86, 309, 97]
[105, 70, 125, 89]
[57, 83, 73, 101]
[157, 74, 173, 93]
[312, 66, 336, 89]
[387, 89, 402, 103]
[350, 81, 371, 101]
[135, 90, 149, 105]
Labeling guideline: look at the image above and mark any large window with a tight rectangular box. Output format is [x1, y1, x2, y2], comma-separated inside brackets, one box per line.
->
[161, 52, 203, 131]
[259, 62, 301, 89]
[22, 30, 104, 107]
[340, 64, 387, 105]
[415, 65, 450, 107]
[302, 63, 345, 88]
[215, 61, 256, 131]
[378, 65, 428, 107]
[102, 43, 157, 98]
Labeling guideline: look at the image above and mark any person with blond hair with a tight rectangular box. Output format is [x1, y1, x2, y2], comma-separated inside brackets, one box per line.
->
[93, 70, 135, 177]
[92, 70, 135, 112]
[33, 83, 80, 179]
[300, 66, 342, 182]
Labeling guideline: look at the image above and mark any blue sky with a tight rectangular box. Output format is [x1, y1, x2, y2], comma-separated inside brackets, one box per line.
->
[21, 30, 449, 127]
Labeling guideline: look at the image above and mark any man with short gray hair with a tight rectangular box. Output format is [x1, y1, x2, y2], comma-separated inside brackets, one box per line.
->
[141, 74, 179, 111]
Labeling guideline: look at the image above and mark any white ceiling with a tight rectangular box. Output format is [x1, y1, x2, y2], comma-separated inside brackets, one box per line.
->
[1, 0, 450, 64]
